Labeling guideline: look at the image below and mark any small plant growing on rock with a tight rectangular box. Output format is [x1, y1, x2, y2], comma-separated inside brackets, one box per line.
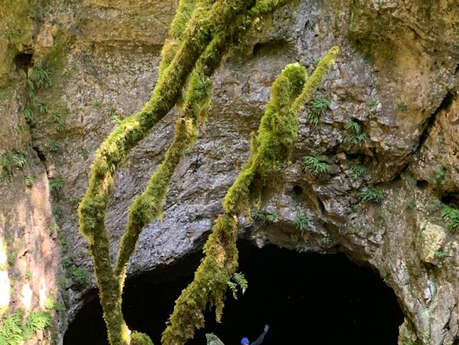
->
[24, 106, 34, 122]
[345, 120, 367, 145]
[435, 167, 446, 185]
[0, 151, 26, 181]
[348, 162, 368, 180]
[434, 250, 450, 268]
[360, 188, 384, 204]
[406, 199, 416, 209]
[294, 211, 309, 231]
[307, 97, 330, 125]
[441, 205, 459, 233]
[49, 177, 64, 192]
[71, 266, 90, 285]
[252, 209, 276, 224]
[227, 272, 248, 300]
[302, 156, 328, 176]
[397, 101, 407, 112]
[48, 139, 60, 152]
[29, 67, 52, 89]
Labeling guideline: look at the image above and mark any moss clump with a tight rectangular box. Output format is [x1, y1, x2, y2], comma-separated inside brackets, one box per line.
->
[161, 47, 338, 345]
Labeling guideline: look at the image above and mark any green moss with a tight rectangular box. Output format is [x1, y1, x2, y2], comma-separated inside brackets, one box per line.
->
[162, 47, 338, 345]
[77, 0, 337, 344]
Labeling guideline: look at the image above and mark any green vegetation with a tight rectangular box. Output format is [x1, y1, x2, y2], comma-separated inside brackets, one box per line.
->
[29, 67, 52, 89]
[252, 209, 276, 224]
[0, 151, 26, 180]
[435, 167, 446, 185]
[369, 100, 378, 112]
[24, 175, 34, 188]
[307, 97, 330, 125]
[398, 101, 407, 112]
[302, 155, 328, 175]
[23, 106, 33, 123]
[406, 199, 416, 209]
[71, 266, 90, 285]
[49, 177, 64, 192]
[227, 272, 248, 300]
[50, 112, 66, 132]
[345, 120, 367, 145]
[47, 139, 60, 152]
[294, 211, 309, 231]
[441, 205, 459, 233]
[360, 188, 384, 204]
[348, 162, 367, 180]
[0, 308, 51, 345]
[76, 0, 339, 343]
[434, 250, 450, 268]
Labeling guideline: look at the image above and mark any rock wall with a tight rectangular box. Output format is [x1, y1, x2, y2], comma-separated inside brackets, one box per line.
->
[0, 0, 457, 344]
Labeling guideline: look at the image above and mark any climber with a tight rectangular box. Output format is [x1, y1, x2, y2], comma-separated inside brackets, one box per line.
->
[241, 325, 270, 345]
[206, 325, 270, 345]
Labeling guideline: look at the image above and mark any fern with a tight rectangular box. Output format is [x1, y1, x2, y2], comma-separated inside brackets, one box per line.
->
[227, 272, 248, 300]
[348, 162, 367, 180]
[345, 120, 367, 145]
[0, 152, 26, 180]
[361, 188, 384, 204]
[307, 97, 330, 125]
[30, 68, 51, 88]
[294, 211, 309, 231]
[252, 209, 276, 224]
[441, 206, 459, 233]
[302, 156, 328, 175]
[49, 177, 64, 192]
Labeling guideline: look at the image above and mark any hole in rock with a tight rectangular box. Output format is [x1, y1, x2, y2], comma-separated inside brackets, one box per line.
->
[14, 52, 33, 72]
[64, 242, 403, 345]
[416, 180, 429, 189]
[292, 185, 303, 196]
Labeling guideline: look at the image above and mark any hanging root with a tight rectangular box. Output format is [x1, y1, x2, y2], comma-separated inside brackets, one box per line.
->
[78, 0, 302, 344]
[161, 46, 339, 345]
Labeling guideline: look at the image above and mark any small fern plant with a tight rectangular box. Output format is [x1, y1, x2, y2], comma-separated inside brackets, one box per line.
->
[441, 205, 459, 233]
[302, 156, 328, 176]
[345, 120, 367, 145]
[252, 209, 276, 224]
[307, 97, 330, 125]
[227, 272, 248, 300]
[294, 211, 309, 231]
[361, 188, 384, 204]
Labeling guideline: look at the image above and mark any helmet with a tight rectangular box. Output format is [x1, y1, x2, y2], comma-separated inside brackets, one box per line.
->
[241, 338, 249, 345]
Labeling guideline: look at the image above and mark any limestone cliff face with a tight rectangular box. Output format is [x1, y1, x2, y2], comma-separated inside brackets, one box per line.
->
[0, 0, 457, 344]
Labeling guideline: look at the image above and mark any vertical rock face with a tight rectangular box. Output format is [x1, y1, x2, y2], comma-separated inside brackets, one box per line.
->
[0, 0, 457, 344]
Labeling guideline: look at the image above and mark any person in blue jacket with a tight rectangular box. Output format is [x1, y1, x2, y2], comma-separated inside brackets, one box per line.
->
[241, 325, 270, 345]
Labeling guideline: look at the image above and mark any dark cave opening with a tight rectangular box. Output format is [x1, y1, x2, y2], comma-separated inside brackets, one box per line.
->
[64, 242, 404, 345]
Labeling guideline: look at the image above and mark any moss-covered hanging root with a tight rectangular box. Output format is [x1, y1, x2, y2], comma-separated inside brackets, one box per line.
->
[78, 0, 299, 344]
[78, 0, 254, 344]
[161, 46, 339, 345]
[115, 0, 294, 285]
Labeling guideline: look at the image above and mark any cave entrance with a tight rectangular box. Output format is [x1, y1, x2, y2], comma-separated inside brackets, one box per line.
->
[64, 241, 404, 345]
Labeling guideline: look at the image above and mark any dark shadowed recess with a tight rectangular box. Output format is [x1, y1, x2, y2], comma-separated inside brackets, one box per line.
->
[64, 241, 404, 345]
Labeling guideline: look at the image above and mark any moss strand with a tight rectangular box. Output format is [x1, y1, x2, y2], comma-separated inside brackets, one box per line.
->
[161, 46, 338, 345]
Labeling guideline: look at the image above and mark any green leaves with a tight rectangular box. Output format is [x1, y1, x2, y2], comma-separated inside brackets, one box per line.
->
[227, 272, 248, 300]
[0, 151, 26, 181]
[307, 97, 330, 125]
[360, 188, 384, 204]
[302, 156, 328, 176]
[345, 120, 367, 145]
[441, 205, 459, 233]
[294, 211, 309, 231]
